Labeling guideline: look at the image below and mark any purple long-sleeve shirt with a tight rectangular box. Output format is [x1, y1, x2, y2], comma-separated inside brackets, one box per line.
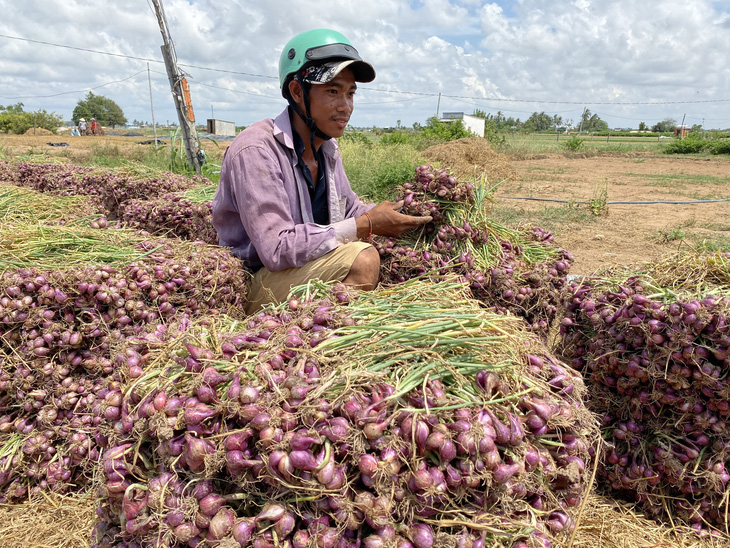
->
[212, 108, 374, 271]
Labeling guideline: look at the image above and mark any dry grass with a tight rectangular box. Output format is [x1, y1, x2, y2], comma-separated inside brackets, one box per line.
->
[422, 137, 518, 185]
[0, 491, 725, 548]
[569, 493, 727, 548]
[0, 492, 96, 548]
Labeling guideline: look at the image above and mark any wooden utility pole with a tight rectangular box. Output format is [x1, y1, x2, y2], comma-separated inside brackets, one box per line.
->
[150, 0, 201, 173]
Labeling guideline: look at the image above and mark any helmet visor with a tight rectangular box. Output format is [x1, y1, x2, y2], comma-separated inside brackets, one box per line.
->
[305, 42, 360, 62]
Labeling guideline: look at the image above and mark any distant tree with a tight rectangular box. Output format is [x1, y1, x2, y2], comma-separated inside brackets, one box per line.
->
[73, 92, 127, 128]
[638, 122, 648, 131]
[578, 109, 608, 132]
[0, 103, 62, 134]
[0, 102, 25, 114]
[524, 112, 554, 132]
[473, 109, 518, 131]
[651, 118, 676, 133]
[422, 116, 471, 141]
[470, 110, 505, 145]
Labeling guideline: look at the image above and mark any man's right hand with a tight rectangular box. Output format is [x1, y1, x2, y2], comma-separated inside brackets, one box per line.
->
[357, 201, 433, 239]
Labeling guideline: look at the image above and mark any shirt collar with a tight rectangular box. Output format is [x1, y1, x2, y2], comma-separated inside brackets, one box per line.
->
[273, 106, 338, 159]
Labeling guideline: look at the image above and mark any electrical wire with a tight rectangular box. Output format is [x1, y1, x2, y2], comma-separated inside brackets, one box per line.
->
[0, 33, 276, 80]
[0, 70, 149, 100]
[0, 32, 727, 106]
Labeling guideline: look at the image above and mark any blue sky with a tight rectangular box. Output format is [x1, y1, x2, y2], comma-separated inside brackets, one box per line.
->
[1, 0, 729, 130]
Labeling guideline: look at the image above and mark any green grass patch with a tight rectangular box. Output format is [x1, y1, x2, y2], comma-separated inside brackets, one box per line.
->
[340, 141, 423, 202]
[501, 133, 667, 159]
[622, 172, 730, 187]
[686, 233, 730, 253]
[489, 203, 596, 233]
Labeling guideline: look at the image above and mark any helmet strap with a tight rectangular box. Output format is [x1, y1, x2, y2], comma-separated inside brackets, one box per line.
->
[287, 74, 333, 153]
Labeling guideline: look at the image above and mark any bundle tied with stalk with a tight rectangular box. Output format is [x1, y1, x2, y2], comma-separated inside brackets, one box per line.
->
[556, 251, 730, 540]
[375, 164, 573, 338]
[0, 160, 207, 220]
[93, 278, 599, 548]
[118, 185, 218, 245]
[0, 222, 250, 502]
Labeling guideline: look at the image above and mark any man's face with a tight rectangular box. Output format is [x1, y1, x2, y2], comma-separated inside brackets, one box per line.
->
[306, 68, 357, 139]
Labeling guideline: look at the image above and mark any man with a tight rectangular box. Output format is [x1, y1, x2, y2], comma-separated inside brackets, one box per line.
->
[212, 29, 431, 314]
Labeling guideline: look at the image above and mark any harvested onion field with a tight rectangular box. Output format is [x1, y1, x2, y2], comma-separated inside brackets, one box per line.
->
[1, 133, 729, 548]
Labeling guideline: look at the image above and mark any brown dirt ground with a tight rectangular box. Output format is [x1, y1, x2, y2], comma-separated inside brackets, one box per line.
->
[497, 153, 730, 275]
[0, 132, 227, 165]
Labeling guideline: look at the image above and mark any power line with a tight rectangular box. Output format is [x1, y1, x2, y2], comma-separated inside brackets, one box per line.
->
[1, 32, 729, 109]
[0, 33, 276, 80]
[364, 87, 730, 106]
[0, 70, 148, 100]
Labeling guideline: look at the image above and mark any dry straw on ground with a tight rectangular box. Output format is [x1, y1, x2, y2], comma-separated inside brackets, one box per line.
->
[23, 127, 55, 136]
[0, 492, 725, 548]
[0, 493, 95, 548]
[570, 494, 728, 548]
[422, 137, 518, 185]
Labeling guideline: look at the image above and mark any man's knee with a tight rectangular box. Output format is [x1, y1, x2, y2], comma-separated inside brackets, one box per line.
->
[344, 245, 380, 290]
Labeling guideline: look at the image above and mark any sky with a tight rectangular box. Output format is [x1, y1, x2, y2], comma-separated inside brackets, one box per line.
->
[1, 0, 729, 131]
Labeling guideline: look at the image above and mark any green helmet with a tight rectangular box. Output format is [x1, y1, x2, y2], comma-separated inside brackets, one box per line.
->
[278, 28, 375, 97]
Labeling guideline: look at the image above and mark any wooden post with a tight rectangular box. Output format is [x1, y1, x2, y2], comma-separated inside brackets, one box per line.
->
[150, 0, 201, 173]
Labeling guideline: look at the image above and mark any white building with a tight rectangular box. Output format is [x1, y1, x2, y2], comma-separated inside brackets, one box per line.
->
[206, 119, 236, 136]
[440, 112, 485, 137]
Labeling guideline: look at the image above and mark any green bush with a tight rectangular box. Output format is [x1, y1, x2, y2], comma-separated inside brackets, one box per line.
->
[422, 117, 471, 141]
[662, 138, 709, 154]
[562, 135, 585, 152]
[379, 130, 413, 146]
[0, 109, 62, 134]
[340, 141, 422, 202]
[340, 131, 372, 146]
[710, 140, 730, 155]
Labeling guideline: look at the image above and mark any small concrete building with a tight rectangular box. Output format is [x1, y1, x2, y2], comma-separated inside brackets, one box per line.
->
[206, 119, 236, 136]
[440, 112, 485, 137]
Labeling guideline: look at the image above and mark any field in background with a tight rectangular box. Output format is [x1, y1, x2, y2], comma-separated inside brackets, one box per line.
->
[503, 132, 671, 156]
[491, 153, 730, 274]
[2, 131, 730, 275]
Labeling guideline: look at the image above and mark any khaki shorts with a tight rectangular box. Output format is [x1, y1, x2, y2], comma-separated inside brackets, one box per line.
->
[245, 241, 372, 315]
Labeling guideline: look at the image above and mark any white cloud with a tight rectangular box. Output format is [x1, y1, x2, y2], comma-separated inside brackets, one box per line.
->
[0, 0, 728, 129]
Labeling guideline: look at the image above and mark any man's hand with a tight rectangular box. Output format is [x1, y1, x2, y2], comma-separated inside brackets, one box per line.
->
[357, 201, 432, 239]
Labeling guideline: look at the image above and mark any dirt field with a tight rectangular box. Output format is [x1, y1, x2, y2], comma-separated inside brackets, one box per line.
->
[0, 132, 228, 165]
[498, 154, 730, 275]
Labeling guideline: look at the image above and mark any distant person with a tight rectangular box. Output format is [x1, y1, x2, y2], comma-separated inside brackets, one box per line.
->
[212, 28, 431, 314]
[78, 118, 87, 136]
[90, 118, 98, 136]
[71, 126, 80, 136]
